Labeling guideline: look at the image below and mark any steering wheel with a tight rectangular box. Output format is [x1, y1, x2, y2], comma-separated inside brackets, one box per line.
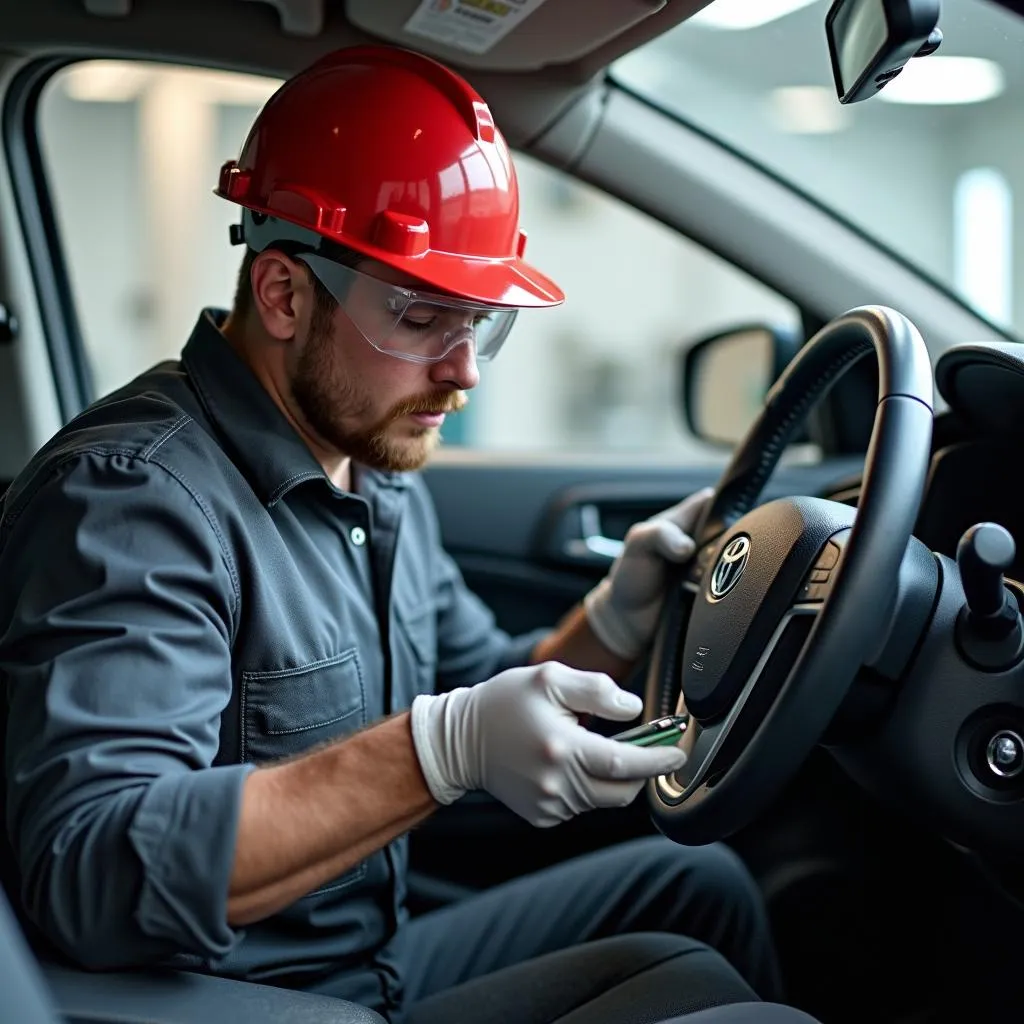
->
[646, 306, 934, 844]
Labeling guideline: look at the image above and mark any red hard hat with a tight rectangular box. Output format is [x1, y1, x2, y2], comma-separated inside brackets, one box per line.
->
[215, 44, 564, 309]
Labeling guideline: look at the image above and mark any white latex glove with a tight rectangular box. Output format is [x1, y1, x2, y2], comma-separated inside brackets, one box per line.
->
[583, 487, 715, 661]
[410, 662, 687, 828]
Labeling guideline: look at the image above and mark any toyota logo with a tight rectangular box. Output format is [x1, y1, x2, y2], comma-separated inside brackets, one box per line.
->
[710, 535, 750, 599]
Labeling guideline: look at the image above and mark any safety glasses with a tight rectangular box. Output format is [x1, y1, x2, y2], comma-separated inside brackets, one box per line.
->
[298, 253, 519, 365]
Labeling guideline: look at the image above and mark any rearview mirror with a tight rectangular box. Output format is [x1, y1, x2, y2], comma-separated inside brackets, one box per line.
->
[826, 0, 941, 104]
[682, 324, 802, 448]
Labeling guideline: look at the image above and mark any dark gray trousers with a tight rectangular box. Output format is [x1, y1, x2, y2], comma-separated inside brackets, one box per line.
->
[399, 836, 784, 1024]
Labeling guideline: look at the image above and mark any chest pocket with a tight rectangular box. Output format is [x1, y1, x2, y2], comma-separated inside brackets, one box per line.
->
[241, 649, 366, 765]
[241, 649, 371, 897]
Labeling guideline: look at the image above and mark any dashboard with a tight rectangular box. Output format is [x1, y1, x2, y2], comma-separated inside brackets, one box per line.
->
[922, 342, 1024, 580]
[824, 340, 1024, 583]
[915, 439, 1024, 584]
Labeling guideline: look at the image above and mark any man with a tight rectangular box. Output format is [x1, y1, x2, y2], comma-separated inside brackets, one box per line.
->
[0, 45, 781, 1024]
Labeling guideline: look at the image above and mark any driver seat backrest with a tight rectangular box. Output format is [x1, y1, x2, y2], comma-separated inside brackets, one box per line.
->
[2, 664, 68, 964]
[0, 676, 63, 1024]
[0, 883, 61, 1024]
[1, 481, 25, 918]
[2, 471, 58, 949]
[0, 680, 34, 938]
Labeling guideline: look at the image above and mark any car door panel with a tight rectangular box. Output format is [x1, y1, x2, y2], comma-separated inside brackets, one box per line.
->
[423, 458, 863, 630]
[410, 454, 865, 901]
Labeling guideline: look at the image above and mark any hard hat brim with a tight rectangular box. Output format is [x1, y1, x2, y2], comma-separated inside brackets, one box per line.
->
[334, 236, 566, 310]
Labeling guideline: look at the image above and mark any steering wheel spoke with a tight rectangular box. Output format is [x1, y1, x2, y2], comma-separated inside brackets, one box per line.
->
[658, 597, 819, 805]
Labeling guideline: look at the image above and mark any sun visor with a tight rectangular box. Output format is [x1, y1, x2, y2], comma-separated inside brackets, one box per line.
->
[346, 0, 669, 72]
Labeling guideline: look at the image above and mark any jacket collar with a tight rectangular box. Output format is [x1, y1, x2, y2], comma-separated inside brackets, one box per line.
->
[181, 309, 408, 508]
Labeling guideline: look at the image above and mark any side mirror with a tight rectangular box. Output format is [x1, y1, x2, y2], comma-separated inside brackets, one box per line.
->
[681, 324, 803, 447]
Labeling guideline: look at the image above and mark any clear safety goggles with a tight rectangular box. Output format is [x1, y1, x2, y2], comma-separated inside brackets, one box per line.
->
[298, 253, 519, 365]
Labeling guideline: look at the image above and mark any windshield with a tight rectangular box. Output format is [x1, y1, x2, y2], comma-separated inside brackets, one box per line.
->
[613, 0, 1024, 340]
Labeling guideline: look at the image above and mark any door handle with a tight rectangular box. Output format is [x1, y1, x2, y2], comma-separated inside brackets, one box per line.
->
[563, 504, 625, 562]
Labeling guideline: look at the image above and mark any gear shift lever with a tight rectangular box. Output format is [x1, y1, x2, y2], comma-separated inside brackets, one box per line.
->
[956, 523, 1024, 671]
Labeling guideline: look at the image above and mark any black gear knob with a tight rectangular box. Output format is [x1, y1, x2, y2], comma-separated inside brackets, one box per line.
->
[958, 522, 1016, 620]
[956, 523, 1024, 671]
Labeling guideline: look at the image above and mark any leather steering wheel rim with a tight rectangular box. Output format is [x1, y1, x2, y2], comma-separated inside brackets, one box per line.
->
[645, 305, 934, 844]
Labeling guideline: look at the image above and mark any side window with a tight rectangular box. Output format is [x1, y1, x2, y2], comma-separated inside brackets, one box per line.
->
[38, 60, 804, 461]
[38, 61, 280, 393]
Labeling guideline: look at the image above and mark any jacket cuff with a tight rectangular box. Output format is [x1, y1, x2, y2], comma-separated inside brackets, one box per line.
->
[128, 763, 255, 960]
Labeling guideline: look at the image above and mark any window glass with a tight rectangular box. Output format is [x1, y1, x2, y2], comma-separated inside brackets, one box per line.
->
[38, 60, 803, 461]
[614, 0, 1023, 338]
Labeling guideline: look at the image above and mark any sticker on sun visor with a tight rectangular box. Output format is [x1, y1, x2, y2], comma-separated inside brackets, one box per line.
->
[404, 0, 550, 55]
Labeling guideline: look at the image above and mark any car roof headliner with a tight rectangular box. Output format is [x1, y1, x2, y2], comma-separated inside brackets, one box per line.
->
[0, 0, 712, 146]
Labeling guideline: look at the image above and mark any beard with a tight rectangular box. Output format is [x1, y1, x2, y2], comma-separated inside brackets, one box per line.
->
[292, 318, 468, 473]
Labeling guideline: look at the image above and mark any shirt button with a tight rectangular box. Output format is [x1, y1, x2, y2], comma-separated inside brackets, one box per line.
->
[350, 526, 367, 547]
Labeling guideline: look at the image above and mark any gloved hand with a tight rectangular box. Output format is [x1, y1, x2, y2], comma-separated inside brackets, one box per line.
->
[410, 662, 686, 827]
[583, 487, 715, 661]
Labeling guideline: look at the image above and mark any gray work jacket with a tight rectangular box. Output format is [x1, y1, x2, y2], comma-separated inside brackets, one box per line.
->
[0, 310, 540, 1015]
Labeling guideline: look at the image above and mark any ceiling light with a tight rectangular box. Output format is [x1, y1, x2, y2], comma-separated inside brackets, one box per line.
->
[877, 56, 1005, 105]
[62, 61, 280, 106]
[690, 0, 820, 31]
[191, 70, 280, 106]
[63, 61, 151, 102]
[769, 86, 851, 133]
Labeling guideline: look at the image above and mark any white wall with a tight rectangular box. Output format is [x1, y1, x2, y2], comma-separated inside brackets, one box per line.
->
[40, 88, 149, 393]
[615, 51, 958, 287]
[956, 100, 1024, 330]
